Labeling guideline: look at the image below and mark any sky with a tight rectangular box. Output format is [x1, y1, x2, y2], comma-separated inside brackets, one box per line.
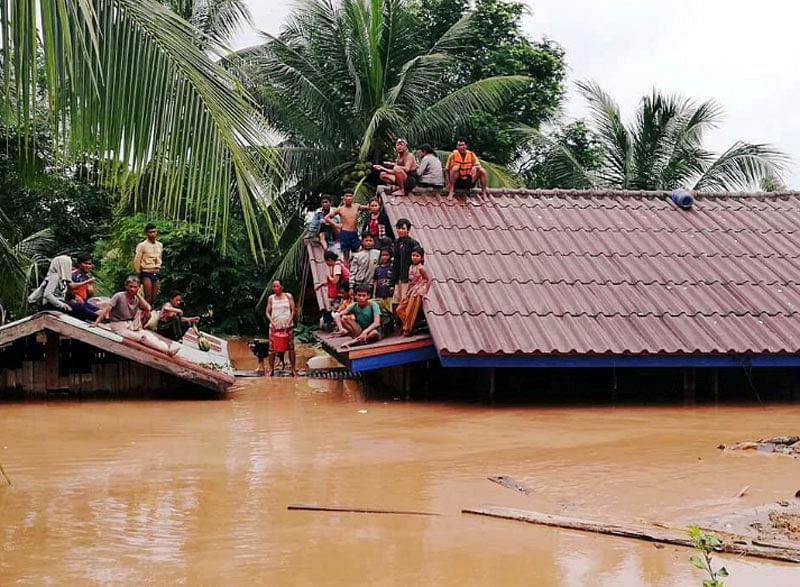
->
[235, 0, 800, 187]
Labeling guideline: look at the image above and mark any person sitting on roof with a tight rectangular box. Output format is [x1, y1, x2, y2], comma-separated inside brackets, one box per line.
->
[309, 195, 339, 251]
[338, 286, 382, 348]
[91, 275, 180, 356]
[416, 144, 445, 189]
[391, 218, 420, 313]
[27, 255, 74, 314]
[373, 138, 418, 196]
[324, 190, 362, 262]
[66, 253, 101, 321]
[360, 198, 394, 248]
[349, 233, 381, 295]
[157, 291, 199, 342]
[445, 137, 488, 200]
[314, 250, 350, 327]
[395, 246, 431, 337]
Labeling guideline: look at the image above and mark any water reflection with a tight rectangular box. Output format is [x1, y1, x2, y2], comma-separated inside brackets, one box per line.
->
[0, 381, 798, 585]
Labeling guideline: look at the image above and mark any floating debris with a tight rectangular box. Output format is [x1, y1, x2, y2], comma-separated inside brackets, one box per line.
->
[717, 435, 800, 457]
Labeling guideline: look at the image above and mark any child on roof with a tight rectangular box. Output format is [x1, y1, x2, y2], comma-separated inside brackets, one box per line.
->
[391, 218, 420, 312]
[373, 248, 395, 313]
[360, 198, 394, 248]
[396, 246, 430, 336]
[314, 250, 350, 327]
[349, 233, 380, 295]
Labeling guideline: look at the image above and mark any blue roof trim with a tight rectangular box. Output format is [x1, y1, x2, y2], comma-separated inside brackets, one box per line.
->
[350, 345, 439, 372]
[439, 354, 800, 368]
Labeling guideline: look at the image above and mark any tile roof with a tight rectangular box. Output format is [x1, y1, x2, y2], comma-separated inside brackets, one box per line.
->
[382, 189, 800, 356]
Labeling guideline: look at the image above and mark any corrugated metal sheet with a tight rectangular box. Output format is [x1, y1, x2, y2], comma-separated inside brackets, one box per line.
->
[382, 189, 800, 356]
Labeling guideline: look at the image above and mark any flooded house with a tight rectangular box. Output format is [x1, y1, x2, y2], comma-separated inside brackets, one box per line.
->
[309, 189, 800, 402]
[0, 312, 234, 398]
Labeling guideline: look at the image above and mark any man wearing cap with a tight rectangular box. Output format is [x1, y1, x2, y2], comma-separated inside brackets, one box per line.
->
[373, 138, 418, 196]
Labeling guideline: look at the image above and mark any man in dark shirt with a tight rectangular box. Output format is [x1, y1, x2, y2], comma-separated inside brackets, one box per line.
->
[391, 218, 420, 311]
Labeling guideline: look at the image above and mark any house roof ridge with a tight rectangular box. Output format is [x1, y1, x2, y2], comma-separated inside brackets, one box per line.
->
[429, 277, 800, 286]
[424, 309, 800, 319]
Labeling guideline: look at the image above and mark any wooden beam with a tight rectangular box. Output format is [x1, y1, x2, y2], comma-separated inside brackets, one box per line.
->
[288, 503, 441, 516]
[462, 505, 800, 564]
[45, 331, 60, 390]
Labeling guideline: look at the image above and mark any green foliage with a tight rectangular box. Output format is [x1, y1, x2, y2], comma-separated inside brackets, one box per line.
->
[520, 121, 603, 189]
[527, 81, 788, 191]
[410, 0, 567, 165]
[0, 208, 52, 319]
[94, 213, 270, 335]
[687, 526, 729, 587]
[2, 0, 280, 250]
[239, 0, 530, 200]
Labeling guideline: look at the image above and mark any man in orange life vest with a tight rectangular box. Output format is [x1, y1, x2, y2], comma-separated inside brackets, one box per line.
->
[445, 137, 488, 200]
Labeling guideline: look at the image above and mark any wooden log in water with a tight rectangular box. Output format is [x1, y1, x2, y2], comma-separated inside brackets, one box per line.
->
[462, 505, 800, 563]
[288, 503, 441, 516]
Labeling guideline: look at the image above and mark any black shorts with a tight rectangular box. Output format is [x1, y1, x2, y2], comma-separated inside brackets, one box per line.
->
[404, 171, 418, 191]
[454, 177, 474, 190]
[417, 182, 444, 189]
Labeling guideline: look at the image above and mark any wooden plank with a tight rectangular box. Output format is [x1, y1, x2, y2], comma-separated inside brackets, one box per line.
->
[349, 338, 434, 359]
[288, 504, 441, 516]
[45, 331, 60, 390]
[462, 505, 800, 564]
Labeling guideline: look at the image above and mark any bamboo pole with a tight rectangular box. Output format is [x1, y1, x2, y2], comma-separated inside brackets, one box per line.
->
[462, 505, 800, 564]
[288, 503, 441, 516]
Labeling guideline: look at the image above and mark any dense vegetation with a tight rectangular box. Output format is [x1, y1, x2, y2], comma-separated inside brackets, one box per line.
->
[0, 0, 790, 333]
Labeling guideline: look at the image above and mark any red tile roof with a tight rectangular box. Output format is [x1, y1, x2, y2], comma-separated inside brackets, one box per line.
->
[382, 189, 800, 356]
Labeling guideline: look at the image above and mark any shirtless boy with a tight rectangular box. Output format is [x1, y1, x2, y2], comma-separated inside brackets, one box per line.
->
[373, 138, 418, 196]
[324, 190, 363, 261]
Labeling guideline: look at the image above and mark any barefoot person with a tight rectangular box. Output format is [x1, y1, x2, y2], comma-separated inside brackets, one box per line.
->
[339, 286, 382, 349]
[91, 276, 180, 356]
[373, 138, 418, 196]
[396, 247, 431, 336]
[265, 280, 296, 376]
[133, 222, 164, 305]
[157, 291, 199, 341]
[445, 137, 488, 200]
[324, 190, 362, 261]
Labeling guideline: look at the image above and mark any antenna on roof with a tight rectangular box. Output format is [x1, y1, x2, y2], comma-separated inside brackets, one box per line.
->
[670, 189, 694, 210]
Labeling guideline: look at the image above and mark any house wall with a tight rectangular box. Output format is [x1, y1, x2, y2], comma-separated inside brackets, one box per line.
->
[0, 332, 210, 399]
[362, 360, 800, 404]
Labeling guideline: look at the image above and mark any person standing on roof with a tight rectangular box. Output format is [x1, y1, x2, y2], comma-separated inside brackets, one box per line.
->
[309, 195, 339, 251]
[349, 233, 381, 295]
[133, 222, 163, 305]
[415, 144, 445, 189]
[374, 138, 418, 196]
[391, 218, 420, 313]
[445, 137, 488, 200]
[396, 246, 431, 336]
[324, 190, 362, 262]
[360, 198, 394, 248]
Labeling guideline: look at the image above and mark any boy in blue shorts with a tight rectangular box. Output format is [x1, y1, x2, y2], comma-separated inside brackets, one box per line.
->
[324, 190, 362, 262]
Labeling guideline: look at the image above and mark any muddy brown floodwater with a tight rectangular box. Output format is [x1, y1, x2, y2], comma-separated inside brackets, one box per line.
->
[2, 377, 800, 585]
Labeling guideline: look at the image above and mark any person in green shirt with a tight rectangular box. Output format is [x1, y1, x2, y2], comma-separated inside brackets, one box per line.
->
[339, 286, 382, 348]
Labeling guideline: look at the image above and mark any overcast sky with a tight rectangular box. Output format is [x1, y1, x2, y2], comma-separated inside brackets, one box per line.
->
[236, 0, 800, 187]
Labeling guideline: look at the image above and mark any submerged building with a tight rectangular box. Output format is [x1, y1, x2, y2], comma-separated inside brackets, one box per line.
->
[309, 189, 800, 400]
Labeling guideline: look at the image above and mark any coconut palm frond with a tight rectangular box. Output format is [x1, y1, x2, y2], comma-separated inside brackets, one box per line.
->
[576, 80, 632, 188]
[191, 0, 252, 45]
[406, 75, 531, 145]
[514, 125, 598, 189]
[5, 0, 281, 250]
[481, 159, 525, 188]
[691, 142, 789, 192]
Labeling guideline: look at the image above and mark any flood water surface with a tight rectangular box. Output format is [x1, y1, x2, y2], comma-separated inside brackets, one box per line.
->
[2, 378, 799, 585]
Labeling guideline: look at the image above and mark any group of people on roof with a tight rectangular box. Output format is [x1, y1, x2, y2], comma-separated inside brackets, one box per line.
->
[305, 188, 431, 352]
[28, 223, 200, 357]
[372, 137, 489, 199]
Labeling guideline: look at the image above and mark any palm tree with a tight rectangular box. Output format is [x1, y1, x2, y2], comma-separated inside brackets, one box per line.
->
[0, 209, 53, 322]
[239, 0, 529, 196]
[523, 81, 788, 191]
[165, 0, 252, 46]
[1, 0, 280, 249]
